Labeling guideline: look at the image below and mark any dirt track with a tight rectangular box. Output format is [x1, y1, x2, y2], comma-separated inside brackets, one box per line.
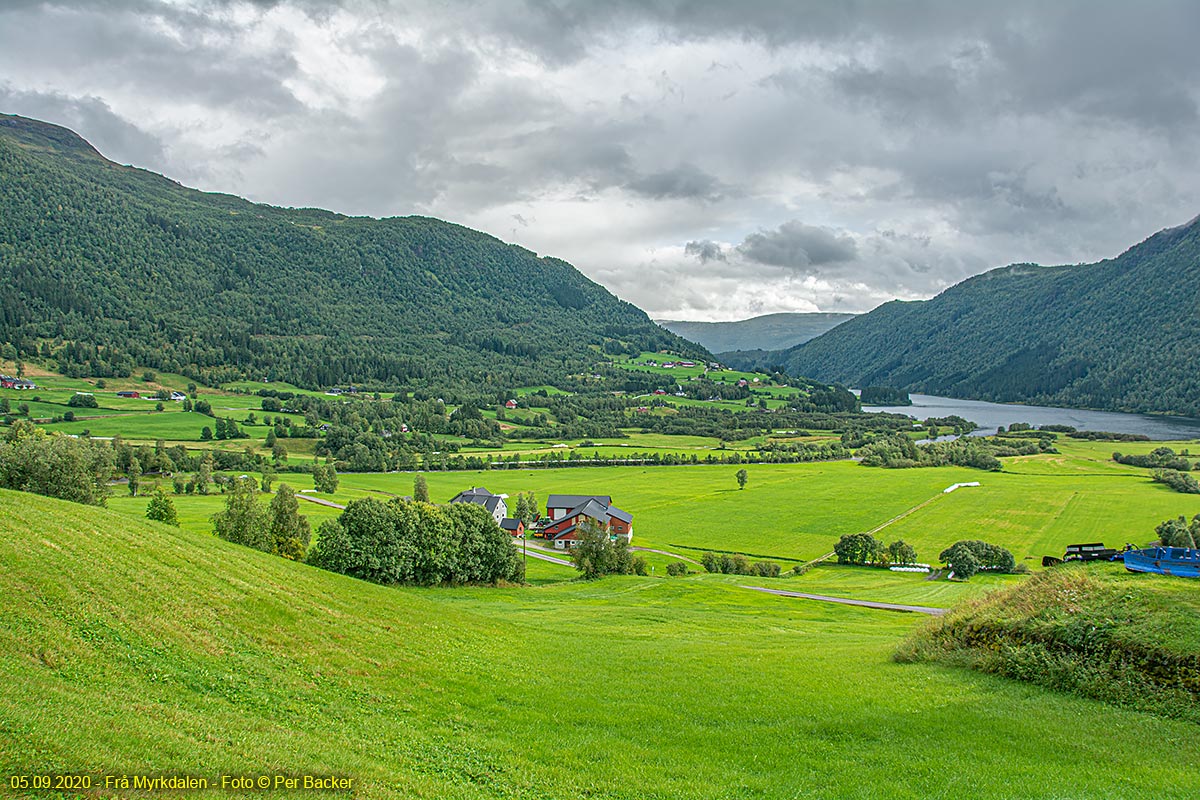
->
[741, 585, 947, 616]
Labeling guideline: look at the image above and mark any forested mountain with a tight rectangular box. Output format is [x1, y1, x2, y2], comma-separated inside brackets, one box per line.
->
[0, 115, 698, 390]
[657, 312, 854, 354]
[774, 216, 1200, 415]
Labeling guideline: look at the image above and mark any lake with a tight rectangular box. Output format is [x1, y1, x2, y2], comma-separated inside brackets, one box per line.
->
[861, 393, 1200, 441]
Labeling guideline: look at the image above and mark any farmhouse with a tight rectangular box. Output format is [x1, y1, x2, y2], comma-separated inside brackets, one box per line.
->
[541, 494, 633, 549]
[499, 518, 524, 537]
[170, 391, 187, 401]
[116, 390, 141, 398]
[505, 399, 518, 409]
[448, 487, 508, 525]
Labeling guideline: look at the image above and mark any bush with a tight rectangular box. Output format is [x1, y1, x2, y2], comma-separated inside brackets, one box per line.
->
[632, 555, 649, 576]
[67, 393, 98, 408]
[666, 561, 689, 576]
[752, 561, 781, 578]
[145, 489, 178, 526]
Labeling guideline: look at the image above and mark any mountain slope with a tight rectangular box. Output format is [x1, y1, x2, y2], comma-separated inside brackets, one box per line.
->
[782, 217, 1200, 415]
[656, 312, 855, 354]
[0, 114, 699, 390]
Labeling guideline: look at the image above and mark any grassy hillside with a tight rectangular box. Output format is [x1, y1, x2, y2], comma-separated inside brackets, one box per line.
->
[776, 216, 1200, 415]
[4, 488, 1200, 799]
[656, 313, 854, 355]
[897, 565, 1200, 722]
[0, 114, 697, 391]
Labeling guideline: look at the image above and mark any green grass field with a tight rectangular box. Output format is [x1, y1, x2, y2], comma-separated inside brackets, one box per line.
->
[3, 488, 1198, 799]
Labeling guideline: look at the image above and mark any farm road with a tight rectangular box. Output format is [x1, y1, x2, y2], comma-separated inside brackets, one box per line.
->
[741, 586, 947, 616]
[296, 494, 346, 510]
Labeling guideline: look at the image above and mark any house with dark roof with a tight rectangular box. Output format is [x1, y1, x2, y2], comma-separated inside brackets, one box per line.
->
[448, 487, 508, 524]
[546, 494, 612, 521]
[499, 518, 525, 537]
[540, 495, 633, 549]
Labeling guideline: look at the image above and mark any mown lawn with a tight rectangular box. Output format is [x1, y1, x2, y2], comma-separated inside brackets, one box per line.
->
[2, 488, 1197, 799]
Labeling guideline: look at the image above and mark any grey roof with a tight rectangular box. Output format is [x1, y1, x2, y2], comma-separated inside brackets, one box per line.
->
[605, 505, 633, 524]
[450, 487, 503, 513]
[499, 518, 523, 531]
[547, 494, 611, 510]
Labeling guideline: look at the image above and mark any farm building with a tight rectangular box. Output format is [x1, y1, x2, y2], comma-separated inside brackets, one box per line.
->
[499, 518, 524, 537]
[505, 399, 518, 409]
[448, 487, 508, 525]
[541, 495, 633, 549]
[116, 390, 140, 398]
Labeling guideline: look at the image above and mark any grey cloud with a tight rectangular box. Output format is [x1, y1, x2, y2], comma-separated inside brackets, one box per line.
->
[738, 221, 857, 271]
[626, 163, 725, 201]
[684, 240, 726, 262]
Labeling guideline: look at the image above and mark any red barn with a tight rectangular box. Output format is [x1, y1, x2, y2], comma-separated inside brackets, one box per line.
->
[542, 495, 633, 549]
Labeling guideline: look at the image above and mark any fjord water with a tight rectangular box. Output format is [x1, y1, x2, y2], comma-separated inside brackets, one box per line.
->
[863, 393, 1200, 440]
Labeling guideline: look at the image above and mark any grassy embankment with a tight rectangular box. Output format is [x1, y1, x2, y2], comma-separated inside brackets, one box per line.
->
[3, 488, 1199, 799]
[897, 564, 1200, 722]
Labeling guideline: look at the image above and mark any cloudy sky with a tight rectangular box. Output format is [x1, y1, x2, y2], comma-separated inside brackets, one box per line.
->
[3, 1, 1199, 320]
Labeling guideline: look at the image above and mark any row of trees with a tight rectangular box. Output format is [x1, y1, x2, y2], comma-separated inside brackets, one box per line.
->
[1151, 469, 1200, 494]
[700, 551, 780, 577]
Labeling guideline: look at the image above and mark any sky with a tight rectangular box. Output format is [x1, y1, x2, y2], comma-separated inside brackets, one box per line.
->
[2, 1, 1199, 321]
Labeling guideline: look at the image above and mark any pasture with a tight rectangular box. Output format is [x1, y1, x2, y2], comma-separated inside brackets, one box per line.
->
[3, 488, 1199, 800]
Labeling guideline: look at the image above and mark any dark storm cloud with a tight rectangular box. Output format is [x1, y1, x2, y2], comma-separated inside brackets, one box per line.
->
[737, 221, 857, 271]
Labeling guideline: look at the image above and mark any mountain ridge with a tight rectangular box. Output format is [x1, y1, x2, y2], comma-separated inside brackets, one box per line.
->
[0, 114, 701, 390]
[759, 216, 1200, 415]
[656, 312, 855, 354]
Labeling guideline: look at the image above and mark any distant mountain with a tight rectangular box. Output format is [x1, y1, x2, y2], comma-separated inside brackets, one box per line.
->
[777, 216, 1200, 415]
[0, 114, 700, 390]
[657, 312, 855, 354]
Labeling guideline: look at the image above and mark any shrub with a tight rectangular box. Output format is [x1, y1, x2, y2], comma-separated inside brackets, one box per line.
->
[145, 489, 178, 526]
[67, 393, 98, 408]
[666, 561, 689, 576]
[752, 561, 781, 578]
[632, 555, 649, 576]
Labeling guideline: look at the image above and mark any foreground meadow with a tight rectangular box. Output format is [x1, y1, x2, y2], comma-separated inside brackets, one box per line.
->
[2, 489, 1197, 799]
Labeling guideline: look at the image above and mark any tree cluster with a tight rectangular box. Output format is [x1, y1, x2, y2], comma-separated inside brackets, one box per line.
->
[0, 421, 111, 505]
[570, 519, 635, 579]
[833, 533, 918, 566]
[1155, 515, 1200, 548]
[309, 497, 523, 585]
[938, 540, 1016, 580]
[212, 478, 312, 561]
